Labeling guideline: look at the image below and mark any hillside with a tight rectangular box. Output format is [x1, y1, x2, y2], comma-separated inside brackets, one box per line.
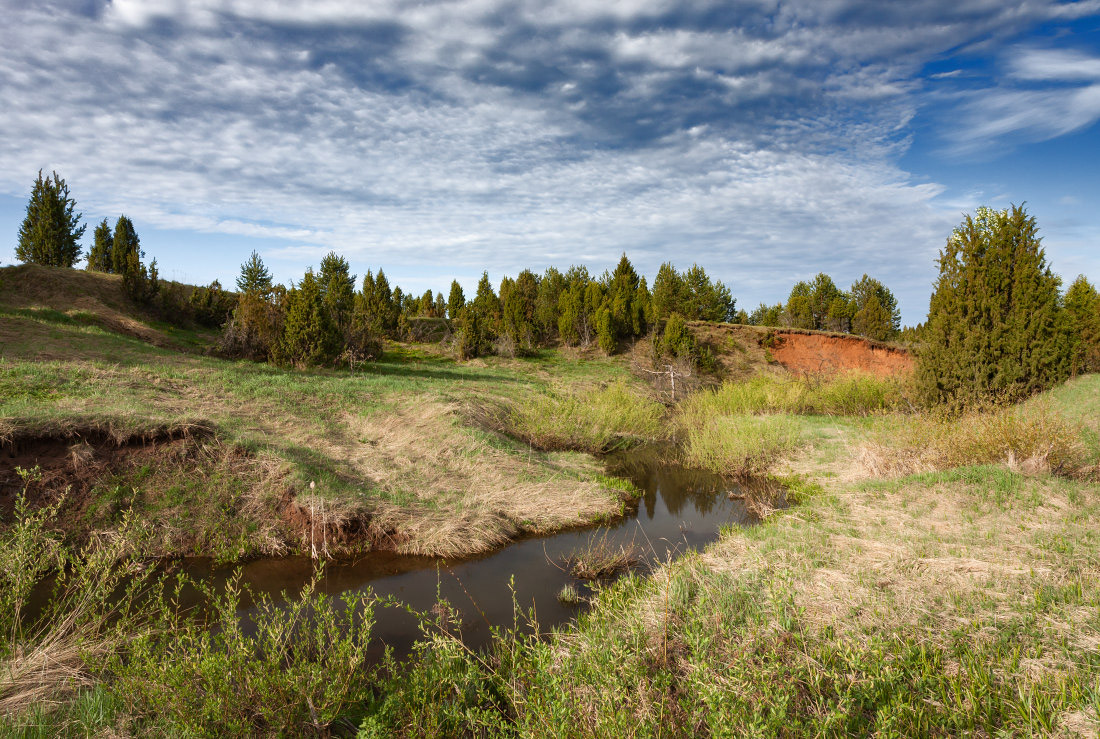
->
[0, 263, 218, 353]
[688, 320, 914, 380]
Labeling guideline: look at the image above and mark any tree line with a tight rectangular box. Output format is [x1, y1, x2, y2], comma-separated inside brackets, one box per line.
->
[11, 171, 1100, 406]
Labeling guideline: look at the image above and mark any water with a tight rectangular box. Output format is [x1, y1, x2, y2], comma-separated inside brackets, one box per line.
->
[180, 451, 760, 659]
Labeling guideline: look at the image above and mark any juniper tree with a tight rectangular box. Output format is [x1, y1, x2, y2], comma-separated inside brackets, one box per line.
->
[850, 274, 901, 341]
[447, 280, 466, 322]
[682, 264, 735, 323]
[917, 205, 1070, 408]
[318, 252, 355, 333]
[274, 268, 342, 367]
[111, 215, 141, 276]
[16, 170, 86, 267]
[651, 263, 685, 321]
[1064, 275, 1100, 374]
[86, 219, 113, 272]
[534, 267, 565, 340]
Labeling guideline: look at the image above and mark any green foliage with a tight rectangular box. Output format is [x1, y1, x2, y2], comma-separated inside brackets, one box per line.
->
[235, 250, 273, 296]
[221, 288, 283, 361]
[318, 251, 356, 333]
[682, 414, 801, 476]
[680, 372, 906, 418]
[15, 170, 85, 268]
[917, 205, 1070, 408]
[850, 274, 901, 340]
[110, 215, 140, 276]
[535, 266, 566, 340]
[1064, 274, 1100, 374]
[504, 380, 664, 452]
[274, 268, 343, 367]
[106, 568, 376, 736]
[500, 269, 539, 355]
[187, 279, 236, 328]
[652, 262, 734, 323]
[85, 219, 113, 273]
[446, 279, 465, 321]
[748, 302, 784, 327]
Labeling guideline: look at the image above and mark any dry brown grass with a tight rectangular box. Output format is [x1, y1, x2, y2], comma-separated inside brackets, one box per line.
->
[329, 401, 624, 556]
[858, 403, 1091, 479]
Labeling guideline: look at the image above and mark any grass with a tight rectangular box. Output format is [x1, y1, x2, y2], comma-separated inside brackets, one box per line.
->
[564, 532, 642, 580]
[679, 371, 908, 419]
[355, 376, 1100, 737]
[682, 414, 802, 477]
[500, 380, 665, 453]
[1, 271, 653, 559]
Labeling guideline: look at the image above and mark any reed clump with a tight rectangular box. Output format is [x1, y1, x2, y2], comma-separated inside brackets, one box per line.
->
[680, 372, 907, 419]
[565, 534, 641, 580]
[505, 381, 664, 453]
[681, 415, 801, 477]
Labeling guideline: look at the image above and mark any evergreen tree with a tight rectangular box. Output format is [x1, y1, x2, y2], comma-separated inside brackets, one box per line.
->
[447, 280, 466, 321]
[318, 252, 355, 332]
[850, 274, 901, 340]
[534, 267, 565, 340]
[651, 262, 685, 321]
[783, 281, 814, 329]
[501, 270, 539, 354]
[1064, 275, 1100, 374]
[472, 272, 502, 329]
[434, 292, 446, 318]
[86, 218, 113, 272]
[15, 170, 85, 268]
[111, 215, 141, 276]
[236, 251, 273, 296]
[682, 264, 735, 322]
[275, 269, 342, 367]
[917, 205, 1069, 408]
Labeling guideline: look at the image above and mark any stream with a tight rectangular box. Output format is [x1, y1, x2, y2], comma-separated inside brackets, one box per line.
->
[176, 450, 764, 660]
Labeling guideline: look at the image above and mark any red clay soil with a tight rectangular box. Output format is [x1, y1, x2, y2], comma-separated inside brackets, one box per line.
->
[768, 330, 913, 378]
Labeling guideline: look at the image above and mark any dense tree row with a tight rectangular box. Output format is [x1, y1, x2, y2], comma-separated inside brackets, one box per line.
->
[746, 272, 901, 342]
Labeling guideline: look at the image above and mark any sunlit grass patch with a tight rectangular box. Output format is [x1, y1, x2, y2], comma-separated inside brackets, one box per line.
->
[860, 403, 1092, 478]
[503, 380, 664, 453]
[682, 414, 802, 477]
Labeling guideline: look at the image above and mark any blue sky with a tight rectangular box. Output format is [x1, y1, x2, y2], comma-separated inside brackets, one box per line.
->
[2, 0, 1098, 325]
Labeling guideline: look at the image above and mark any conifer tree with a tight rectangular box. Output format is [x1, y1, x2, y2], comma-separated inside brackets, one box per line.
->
[111, 215, 141, 276]
[236, 251, 273, 296]
[501, 269, 539, 354]
[86, 219, 113, 272]
[682, 264, 735, 322]
[447, 280, 466, 322]
[651, 262, 685, 321]
[1064, 275, 1100, 374]
[917, 205, 1069, 408]
[783, 281, 814, 329]
[15, 170, 85, 268]
[534, 267, 565, 340]
[850, 274, 900, 340]
[318, 252, 355, 333]
[275, 269, 342, 367]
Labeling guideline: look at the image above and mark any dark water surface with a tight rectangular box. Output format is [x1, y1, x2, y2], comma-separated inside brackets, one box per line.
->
[183, 451, 758, 658]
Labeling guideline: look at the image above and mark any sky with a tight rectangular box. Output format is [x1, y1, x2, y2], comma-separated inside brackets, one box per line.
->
[1, 1, 1099, 326]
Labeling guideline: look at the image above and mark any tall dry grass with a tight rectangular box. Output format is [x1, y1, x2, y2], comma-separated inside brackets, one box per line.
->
[860, 402, 1092, 478]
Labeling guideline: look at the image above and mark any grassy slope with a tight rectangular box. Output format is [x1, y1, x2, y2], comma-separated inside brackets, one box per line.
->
[0, 265, 652, 561]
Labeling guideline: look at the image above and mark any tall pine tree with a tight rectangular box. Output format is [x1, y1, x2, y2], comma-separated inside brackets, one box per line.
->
[16, 170, 85, 267]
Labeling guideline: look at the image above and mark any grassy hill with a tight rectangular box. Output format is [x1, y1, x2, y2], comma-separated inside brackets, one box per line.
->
[1, 264, 655, 562]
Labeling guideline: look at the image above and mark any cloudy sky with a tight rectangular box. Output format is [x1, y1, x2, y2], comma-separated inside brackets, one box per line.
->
[2, 0, 1099, 324]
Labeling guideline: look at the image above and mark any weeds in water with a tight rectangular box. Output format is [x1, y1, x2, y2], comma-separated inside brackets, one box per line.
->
[556, 584, 584, 606]
[564, 533, 641, 580]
